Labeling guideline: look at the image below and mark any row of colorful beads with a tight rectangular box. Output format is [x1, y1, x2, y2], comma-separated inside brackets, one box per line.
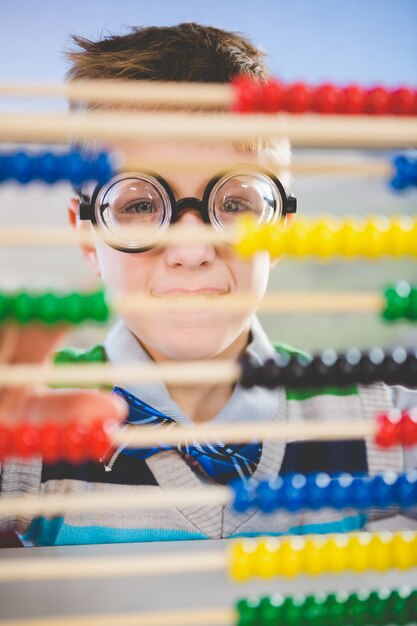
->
[229, 531, 417, 581]
[0, 419, 112, 463]
[236, 587, 417, 626]
[235, 216, 417, 258]
[241, 348, 417, 390]
[232, 77, 417, 116]
[232, 471, 417, 514]
[0, 290, 109, 324]
[0, 150, 113, 186]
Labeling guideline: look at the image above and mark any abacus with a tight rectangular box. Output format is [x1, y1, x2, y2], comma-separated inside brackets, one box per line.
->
[1, 76, 417, 626]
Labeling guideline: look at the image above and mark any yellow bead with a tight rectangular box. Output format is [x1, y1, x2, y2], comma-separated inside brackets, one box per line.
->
[388, 216, 415, 256]
[303, 537, 327, 575]
[369, 532, 393, 572]
[229, 540, 256, 581]
[285, 218, 314, 257]
[348, 533, 371, 572]
[276, 536, 304, 577]
[265, 223, 286, 259]
[234, 216, 261, 257]
[325, 535, 350, 572]
[310, 218, 342, 258]
[254, 538, 279, 578]
[391, 532, 416, 569]
[338, 219, 365, 257]
[362, 217, 391, 258]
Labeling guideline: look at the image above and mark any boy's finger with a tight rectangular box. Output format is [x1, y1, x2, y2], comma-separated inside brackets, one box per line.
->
[10, 323, 69, 364]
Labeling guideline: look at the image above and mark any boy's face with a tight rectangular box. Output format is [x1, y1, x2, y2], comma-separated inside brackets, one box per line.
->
[71, 141, 275, 361]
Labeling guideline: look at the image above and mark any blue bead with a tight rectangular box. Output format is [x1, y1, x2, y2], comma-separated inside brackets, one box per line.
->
[13, 151, 34, 184]
[395, 471, 417, 508]
[327, 474, 352, 509]
[231, 479, 256, 513]
[348, 476, 372, 510]
[282, 473, 307, 512]
[66, 151, 86, 186]
[390, 174, 407, 191]
[370, 473, 395, 509]
[40, 152, 61, 184]
[256, 480, 278, 513]
[305, 473, 331, 509]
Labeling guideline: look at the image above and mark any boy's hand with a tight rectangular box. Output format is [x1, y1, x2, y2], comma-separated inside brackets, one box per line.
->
[0, 324, 127, 425]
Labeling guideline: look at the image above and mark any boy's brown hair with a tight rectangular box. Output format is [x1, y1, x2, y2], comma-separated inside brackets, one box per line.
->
[66, 22, 269, 84]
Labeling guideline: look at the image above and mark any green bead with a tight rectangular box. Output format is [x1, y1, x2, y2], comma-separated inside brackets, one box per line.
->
[84, 345, 107, 363]
[367, 590, 390, 626]
[236, 597, 261, 626]
[387, 589, 410, 625]
[382, 283, 410, 321]
[12, 292, 36, 324]
[346, 592, 369, 626]
[325, 592, 349, 626]
[282, 596, 305, 624]
[259, 594, 285, 624]
[86, 290, 110, 323]
[303, 594, 327, 626]
[37, 292, 61, 324]
[0, 293, 11, 322]
[63, 293, 86, 324]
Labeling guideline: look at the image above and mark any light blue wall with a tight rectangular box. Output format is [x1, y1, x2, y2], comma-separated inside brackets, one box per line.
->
[1, 0, 416, 85]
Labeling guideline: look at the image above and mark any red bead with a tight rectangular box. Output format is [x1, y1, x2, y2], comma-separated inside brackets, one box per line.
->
[262, 79, 284, 112]
[89, 418, 112, 461]
[284, 82, 312, 113]
[13, 422, 41, 458]
[39, 421, 62, 464]
[313, 83, 344, 114]
[401, 411, 417, 447]
[62, 419, 90, 464]
[366, 86, 391, 115]
[375, 413, 402, 447]
[390, 87, 416, 116]
[0, 423, 13, 460]
[232, 76, 264, 113]
[342, 84, 366, 114]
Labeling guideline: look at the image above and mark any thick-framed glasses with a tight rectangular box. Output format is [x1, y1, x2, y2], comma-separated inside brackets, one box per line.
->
[78, 165, 297, 253]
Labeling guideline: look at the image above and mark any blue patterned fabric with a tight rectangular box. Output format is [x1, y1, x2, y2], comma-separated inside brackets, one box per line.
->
[113, 387, 262, 485]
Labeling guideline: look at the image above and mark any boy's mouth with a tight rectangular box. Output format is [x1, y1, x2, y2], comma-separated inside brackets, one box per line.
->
[153, 288, 229, 297]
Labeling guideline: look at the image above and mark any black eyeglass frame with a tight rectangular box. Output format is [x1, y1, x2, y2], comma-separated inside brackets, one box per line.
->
[77, 165, 297, 253]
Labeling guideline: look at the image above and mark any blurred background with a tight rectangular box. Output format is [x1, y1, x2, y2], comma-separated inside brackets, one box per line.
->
[0, 0, 416, 352]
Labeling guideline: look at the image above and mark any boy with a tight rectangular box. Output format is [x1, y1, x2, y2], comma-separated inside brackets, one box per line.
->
[0, 23, 411, 546]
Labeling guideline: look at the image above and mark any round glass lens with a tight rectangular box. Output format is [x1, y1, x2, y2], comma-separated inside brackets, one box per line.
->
[96, 174, 170, 249]
[209, 172, 282, 232]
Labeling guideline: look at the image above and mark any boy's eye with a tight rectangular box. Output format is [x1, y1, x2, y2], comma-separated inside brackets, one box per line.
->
[221, 197, 251, 213]
[120, 200, 156, 215]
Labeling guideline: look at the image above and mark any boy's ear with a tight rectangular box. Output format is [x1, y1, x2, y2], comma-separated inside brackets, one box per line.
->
[67, 197, 101, 277]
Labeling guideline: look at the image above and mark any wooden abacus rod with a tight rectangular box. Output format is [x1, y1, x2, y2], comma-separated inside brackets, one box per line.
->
[0, 549, 227, 582]
[114, 291, 383, 314]
[123, 157, 390, 177]
[112, 420, 376, 447]
[0, 487, 231, 518]
[0, 79, 232, 107]
[0, 111, 416, 147]
[0, 361, 240, 386]
[0, 607, 233, 626]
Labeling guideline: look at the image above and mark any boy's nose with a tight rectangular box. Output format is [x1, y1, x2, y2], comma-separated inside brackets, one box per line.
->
[164, 210, 216, 269]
